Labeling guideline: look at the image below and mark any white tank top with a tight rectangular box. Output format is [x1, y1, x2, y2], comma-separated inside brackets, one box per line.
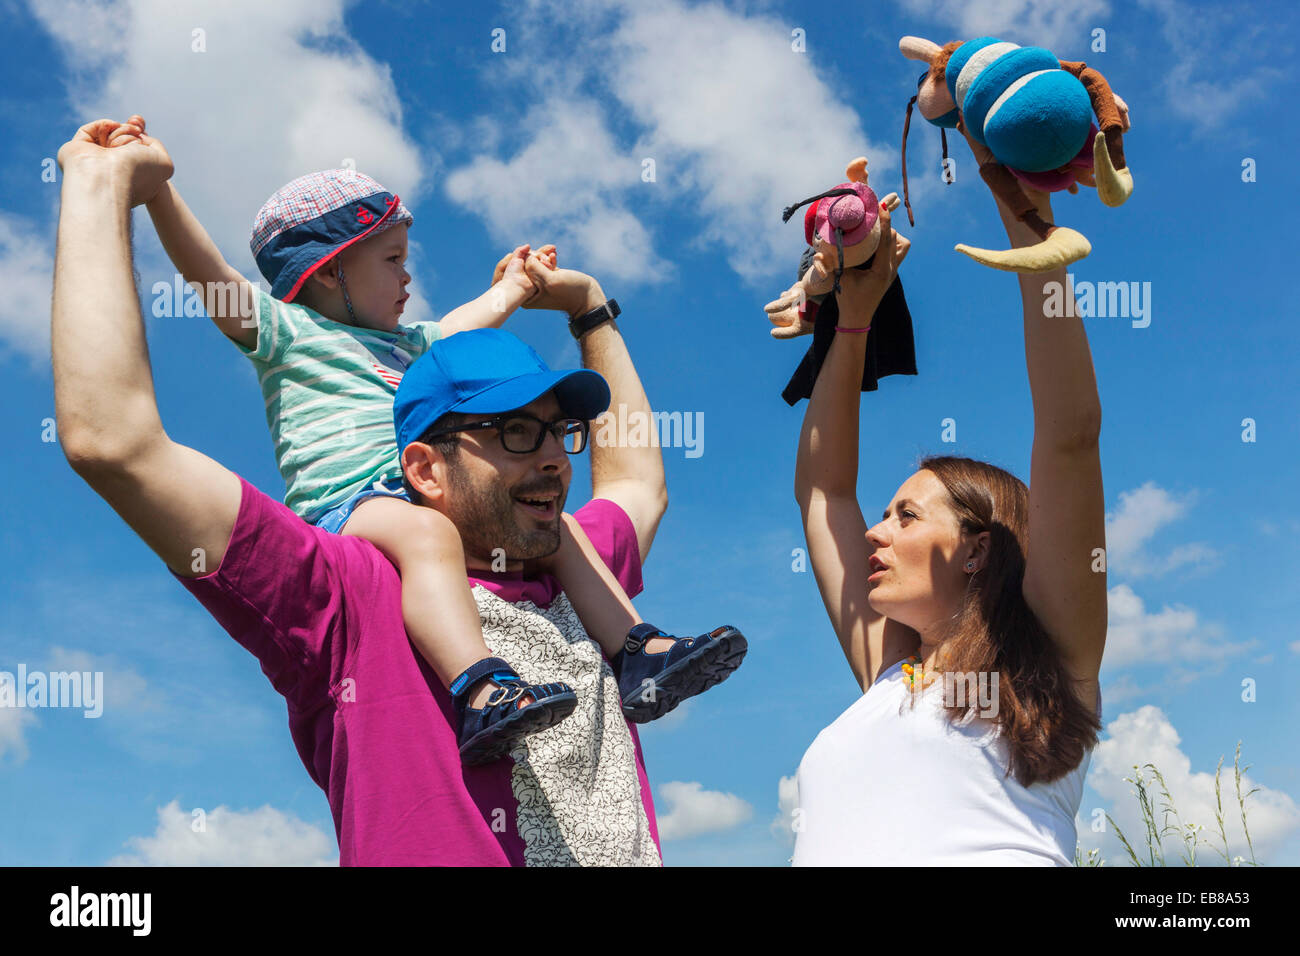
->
[791, 658, 1098, 866]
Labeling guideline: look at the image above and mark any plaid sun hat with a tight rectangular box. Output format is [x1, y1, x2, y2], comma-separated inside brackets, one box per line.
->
[249, 169, 413, 302]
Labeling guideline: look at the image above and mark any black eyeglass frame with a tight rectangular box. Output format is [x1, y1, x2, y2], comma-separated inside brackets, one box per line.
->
[421, 413, 590, 455]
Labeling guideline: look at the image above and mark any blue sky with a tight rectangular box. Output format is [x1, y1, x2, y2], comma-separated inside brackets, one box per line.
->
[1, 0, 1298, 866]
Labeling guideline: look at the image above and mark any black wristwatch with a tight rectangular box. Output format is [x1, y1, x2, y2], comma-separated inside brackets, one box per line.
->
[569, 298, 620, 339]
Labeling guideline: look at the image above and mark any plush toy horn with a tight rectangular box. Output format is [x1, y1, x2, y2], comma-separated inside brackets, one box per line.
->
[899, 35, 941, 62]
[954, 227, 1092, 273]
[1093, 131, 1134, 207]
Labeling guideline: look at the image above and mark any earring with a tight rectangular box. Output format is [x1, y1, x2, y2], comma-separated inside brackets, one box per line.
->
[966, 562, 975, 571]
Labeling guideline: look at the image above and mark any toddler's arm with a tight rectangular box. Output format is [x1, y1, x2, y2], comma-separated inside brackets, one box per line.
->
[110, 117, 257, 348]
[146, 179, 257, 348]
[437, 244, 556, 337]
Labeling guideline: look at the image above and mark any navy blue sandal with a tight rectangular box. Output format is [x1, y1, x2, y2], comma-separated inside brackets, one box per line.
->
[612, 624, 747, 723]
[451, 657, 578, 766]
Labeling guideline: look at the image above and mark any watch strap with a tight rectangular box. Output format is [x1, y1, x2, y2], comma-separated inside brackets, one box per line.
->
[569, 298, 620, 339]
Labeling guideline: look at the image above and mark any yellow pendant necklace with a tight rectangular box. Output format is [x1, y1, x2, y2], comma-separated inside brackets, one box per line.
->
[902, 655, 937, 689]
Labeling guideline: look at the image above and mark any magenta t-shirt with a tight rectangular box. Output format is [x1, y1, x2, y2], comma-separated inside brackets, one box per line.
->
[173, 475, 661, 865]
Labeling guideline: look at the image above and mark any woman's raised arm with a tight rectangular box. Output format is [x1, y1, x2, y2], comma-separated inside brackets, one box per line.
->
[960, 124, 1108, 687]
[794, 203, 914, 690]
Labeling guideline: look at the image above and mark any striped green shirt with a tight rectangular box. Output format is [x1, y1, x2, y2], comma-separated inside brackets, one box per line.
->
[236, 287, 442, 521]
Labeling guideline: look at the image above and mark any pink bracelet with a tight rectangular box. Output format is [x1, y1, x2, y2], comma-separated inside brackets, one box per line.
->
[835, 325, 870, 333]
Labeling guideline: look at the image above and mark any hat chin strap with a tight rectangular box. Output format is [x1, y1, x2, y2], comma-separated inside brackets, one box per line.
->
[337, 263, 359, 325]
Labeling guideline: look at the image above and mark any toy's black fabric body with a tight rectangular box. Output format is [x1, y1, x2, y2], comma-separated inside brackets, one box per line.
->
[781, 245, 918, 405]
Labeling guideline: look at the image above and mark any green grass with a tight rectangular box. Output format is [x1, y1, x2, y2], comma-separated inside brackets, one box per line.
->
[1074, 741, 1261, 867]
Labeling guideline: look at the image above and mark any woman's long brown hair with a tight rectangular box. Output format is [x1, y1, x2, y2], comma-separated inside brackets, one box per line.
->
[901, 455, 1102, 786]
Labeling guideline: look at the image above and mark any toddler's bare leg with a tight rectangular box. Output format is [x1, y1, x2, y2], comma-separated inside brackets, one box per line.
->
[552, 513, 674, 658]
[343, 497, 522, 709]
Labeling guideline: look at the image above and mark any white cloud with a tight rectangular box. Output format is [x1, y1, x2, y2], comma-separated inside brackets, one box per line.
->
[1077, 706, 1299, 865]
[28, 0, 423, 282]
[606, 1, 888, 282]
[444, 0, 888, 286]
[1256, 519, 1300, 538]
[445, 98, 667, 286]
[1097, 672, 1147, 707]
[1105, 481, 1190, 563]
[1105, 583, 1255, 670]
[769, 773, 799, 846]
[0, 212, 57, 367]
[0, 706, 38, 765]
[47, 646, 154, 714]
[1141, 542, 1217, 577]
[895, 0, 1112, 51]
[656, 780, 753, 841]
[1104, 481, 1216, 579]
[107, 799, 336, 866]
[1290, 640, 1300, 655]
[4, 571, 276, 765]
[1135, 0, 1279, 132]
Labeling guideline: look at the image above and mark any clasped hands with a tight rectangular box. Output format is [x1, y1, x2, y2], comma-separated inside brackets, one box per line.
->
[491, 244, 604, 320]
[56, 114, 172, 208]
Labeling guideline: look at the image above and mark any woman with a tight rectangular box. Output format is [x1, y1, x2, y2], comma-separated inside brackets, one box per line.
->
[791, 131, 1106, 866]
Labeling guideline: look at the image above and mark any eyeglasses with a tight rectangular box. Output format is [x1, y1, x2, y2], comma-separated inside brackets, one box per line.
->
[424, 413, 590, 454]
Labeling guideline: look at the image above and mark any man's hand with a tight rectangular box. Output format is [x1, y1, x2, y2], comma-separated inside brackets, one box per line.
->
[521, 258, 605, 318]
[492, 243, 555, 305]
[56, 114, 172, 207]
[829, 200, 910, 328]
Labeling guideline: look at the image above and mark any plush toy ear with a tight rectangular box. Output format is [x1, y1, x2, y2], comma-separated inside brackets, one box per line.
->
[899, 36, 941, 63]
[845, 156, 869, 184]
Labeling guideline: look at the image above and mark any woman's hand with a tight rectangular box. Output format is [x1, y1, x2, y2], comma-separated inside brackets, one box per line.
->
[829, 199, 910, 328]
[955, 117, 1053, 248]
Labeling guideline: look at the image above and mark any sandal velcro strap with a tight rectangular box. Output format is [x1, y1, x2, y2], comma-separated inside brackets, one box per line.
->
[456, 674, 579, 766]
[449, 656, 519, 699]
[624, 623, 667, 655]
[485, 683, 527, 708]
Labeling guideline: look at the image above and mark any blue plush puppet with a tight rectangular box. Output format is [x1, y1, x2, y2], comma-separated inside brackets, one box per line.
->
[898, 34, 1134, 273]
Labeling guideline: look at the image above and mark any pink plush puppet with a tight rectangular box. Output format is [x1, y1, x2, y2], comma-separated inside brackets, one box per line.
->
[765, 157, 901, 339]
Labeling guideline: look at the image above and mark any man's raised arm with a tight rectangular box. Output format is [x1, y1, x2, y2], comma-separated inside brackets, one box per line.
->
[53, 119, 242, 577]
[520, 260, 667, 563]
[578, 298, 667, 564]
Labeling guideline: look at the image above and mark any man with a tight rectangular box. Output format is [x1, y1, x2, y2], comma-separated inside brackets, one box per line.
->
[51, 119, 677, 865]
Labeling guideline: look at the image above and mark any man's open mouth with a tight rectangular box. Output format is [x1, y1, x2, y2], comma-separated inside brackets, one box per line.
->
[514, 493, 558, 520]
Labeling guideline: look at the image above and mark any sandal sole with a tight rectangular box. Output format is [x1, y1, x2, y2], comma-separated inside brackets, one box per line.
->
[620, 627, 747, 723]
[460, 691, 578, 766]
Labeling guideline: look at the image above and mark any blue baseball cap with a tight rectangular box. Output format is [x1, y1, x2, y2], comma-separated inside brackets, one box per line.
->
[394, 328, 611, 454]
